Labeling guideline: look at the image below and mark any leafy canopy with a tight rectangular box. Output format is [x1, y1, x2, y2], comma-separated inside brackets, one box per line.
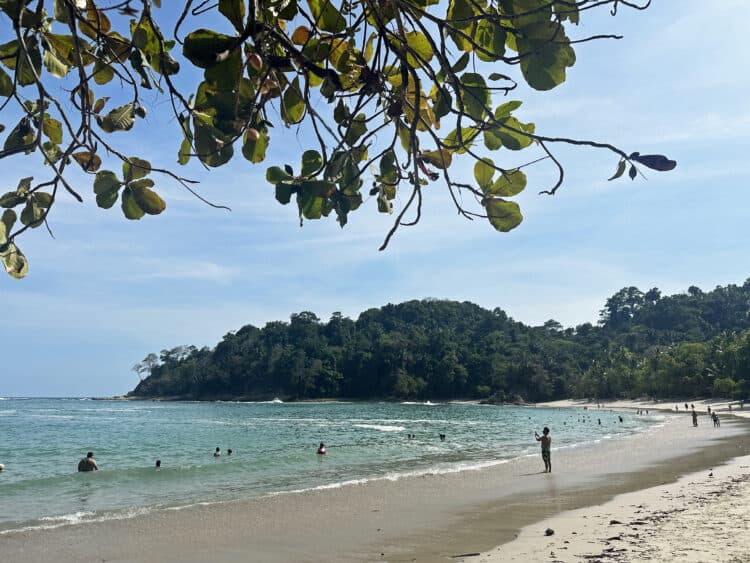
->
[0, 0, 676, 278]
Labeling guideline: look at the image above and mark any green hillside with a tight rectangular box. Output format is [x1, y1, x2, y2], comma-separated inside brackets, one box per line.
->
[130, 280, 750, 401]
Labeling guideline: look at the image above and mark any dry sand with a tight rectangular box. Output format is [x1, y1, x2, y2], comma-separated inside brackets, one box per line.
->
[538, 397, 749, 418]
[474, 453, 750, 563]
[2, 407, 749, 562]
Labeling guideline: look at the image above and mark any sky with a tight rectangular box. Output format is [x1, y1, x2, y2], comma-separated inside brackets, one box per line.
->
[2, 1, 749, 397]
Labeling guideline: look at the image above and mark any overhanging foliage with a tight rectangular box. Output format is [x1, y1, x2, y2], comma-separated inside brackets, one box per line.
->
[0, 0, 676, 278]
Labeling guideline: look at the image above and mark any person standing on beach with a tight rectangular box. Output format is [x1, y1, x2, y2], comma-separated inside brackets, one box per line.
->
[77, 452, 98, 472]
[691, 409, 698, 427]
[534, 427, 552, 473]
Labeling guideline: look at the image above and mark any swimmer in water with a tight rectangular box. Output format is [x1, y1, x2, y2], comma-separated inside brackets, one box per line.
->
[317, 442, 327, 455]
[213, 447, 221, 457]
[77, 452, 98, 472]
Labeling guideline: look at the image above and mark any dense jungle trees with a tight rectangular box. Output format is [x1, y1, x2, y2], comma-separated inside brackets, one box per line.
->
[131, 279, 750, 401]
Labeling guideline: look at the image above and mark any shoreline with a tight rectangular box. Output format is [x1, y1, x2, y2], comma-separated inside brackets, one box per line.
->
[2, 411, 749, 562]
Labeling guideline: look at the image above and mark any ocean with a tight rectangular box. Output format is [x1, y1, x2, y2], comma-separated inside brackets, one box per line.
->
[0, 398, 666, 533]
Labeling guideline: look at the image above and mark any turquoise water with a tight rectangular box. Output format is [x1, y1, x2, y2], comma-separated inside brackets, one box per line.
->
[0, 398, 664, 532]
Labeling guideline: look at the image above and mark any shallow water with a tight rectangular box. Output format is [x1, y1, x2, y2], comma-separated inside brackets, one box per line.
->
[0, 398, 664, 532]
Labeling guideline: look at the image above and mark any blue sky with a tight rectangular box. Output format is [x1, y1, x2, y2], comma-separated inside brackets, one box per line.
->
[2, 1, 749, 397]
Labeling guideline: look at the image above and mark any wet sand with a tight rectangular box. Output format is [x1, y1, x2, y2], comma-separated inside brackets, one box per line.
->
[2, 414, 748, 562]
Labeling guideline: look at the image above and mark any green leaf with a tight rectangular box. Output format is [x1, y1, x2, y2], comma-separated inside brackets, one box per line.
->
[487, 169, 527, 197]
[96, 103, 135, 133]
[608, 159, 627, 181]
[182, 29, 236, 69]
[96, 190, 119, 209]
[41, 142, 62, 164]
[266, 166, 293, 183]
[447, 0, 474, 29]
[420, 150, 452, 170]
[219, 0, 246, 33]
[94, 170, 122, 196]
[488, 72, 510, 82]
[16, 41, 43, 86]
[92, 59, 114, 85]
[16, 177, 32, 195]
[474, 20, 505, 62]
[307, 0, 346, 33]
[204, 48, 241, 89]
[517, 35, 576, 91]
[1, 208, 16, 234]
[630, 153, 677, 172]
[282, 77, 305, 124]
[121, 187, 145, 220]
[484, 198, 523, 232]
[43, 33, 76, 64]
[20, 199, 44, 228]
[297, 180, 333, 220]
[451, 52, 470, 73]
[79, 5, 111, 40]
[242, 127, 268, 163]
[130, 181, 166, 215]
[433, 86, 452, 120]
[0, 67, 11, 96]
[3, 119, 34, 153]
[460, 73, 490, 121]
[345, 114, 367, 146]
[333, 99, 349, 125]
[405, 32, 433, 68]
[53, 0, 71, 23]
[275, 182, 295, 205]
[42, 115, 63, 144]
[379, 150, 398, 184]
[301, 150, 323, 176]
[0, 192, 25, 208]
[33, 192, 53, 208]
[0, 242, 28, 279]
[443, 127, 480, 154]
[474, 158, 495, 189]
[102, 32, 132, 64]
[43, 48, 70, 78]
[71, 151, 102, 172]
[492, 117, 535, 151]
[122, 157, 151, 182]
[483, 129, 502, 151]
[495, 101, 523, 119]
[194, 121, 233, 167]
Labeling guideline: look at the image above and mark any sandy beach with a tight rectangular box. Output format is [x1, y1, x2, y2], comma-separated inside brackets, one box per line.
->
[476, 452, 750, 562]
[2, 404, 749, 562]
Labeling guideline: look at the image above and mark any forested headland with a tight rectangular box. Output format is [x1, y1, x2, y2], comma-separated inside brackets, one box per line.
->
[129, 279, 750, 402]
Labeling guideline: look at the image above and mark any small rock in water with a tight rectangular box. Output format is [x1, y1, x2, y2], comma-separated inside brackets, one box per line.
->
[545, 528, 555, 536]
